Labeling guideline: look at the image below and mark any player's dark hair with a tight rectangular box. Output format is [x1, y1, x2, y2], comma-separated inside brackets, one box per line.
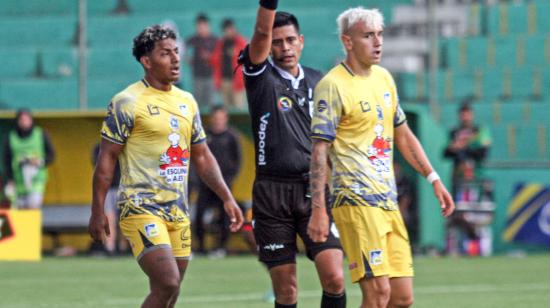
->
[196, 13, 209, 23]
[210, 105, 227, 115]
[274, 11, 300, 33]
[222, 18, 234, 30]
[132, 24, 177, 62]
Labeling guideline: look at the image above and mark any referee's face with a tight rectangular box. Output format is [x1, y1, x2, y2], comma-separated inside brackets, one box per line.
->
[271, 25, 304, 75]
[343, 22, 383, 68]
[143, 38, 181, 85]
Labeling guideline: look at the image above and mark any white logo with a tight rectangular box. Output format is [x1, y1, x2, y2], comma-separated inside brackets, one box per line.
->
[538, 201, 550, 236]
[170, 116, 179, 130]
[179, 105, 188, 116]
[144, 223, 159, 237]
[383, 92, 391, 107]
[330, 223, 340, 238]
[370, 250, 383, 265]
[264, 243, 284, 251]
[258, 113, 270, 166]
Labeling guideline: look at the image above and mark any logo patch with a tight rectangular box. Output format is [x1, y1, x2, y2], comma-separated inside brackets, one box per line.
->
[277, 96, 293, 111]
[370, 250, 383, 265]
[359, 101, 371, 112]
[317, 100, 328, 112]
[170, 116, 180, 130]
[144, 223, 159, 238]
[179, 105, 188, 116]
[383, 92, 391, 107]
[263, 243, 284, 251]
[147, 104, 160, 115]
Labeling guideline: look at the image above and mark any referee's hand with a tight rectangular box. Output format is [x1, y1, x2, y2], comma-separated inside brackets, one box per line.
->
[223, 200, 244, 232]
[307, 208, 329, 243]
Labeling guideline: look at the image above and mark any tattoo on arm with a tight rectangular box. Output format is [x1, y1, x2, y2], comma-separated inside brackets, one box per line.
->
[310, 143, 329, 209]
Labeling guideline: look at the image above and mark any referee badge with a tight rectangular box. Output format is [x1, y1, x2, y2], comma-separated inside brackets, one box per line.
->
[277, 96, 293, 112]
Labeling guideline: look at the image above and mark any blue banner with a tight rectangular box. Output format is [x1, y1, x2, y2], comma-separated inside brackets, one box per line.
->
[503, 183, 550, 245]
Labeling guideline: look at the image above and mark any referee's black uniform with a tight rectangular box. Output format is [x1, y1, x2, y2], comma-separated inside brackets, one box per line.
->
[241, 47, 341, 268]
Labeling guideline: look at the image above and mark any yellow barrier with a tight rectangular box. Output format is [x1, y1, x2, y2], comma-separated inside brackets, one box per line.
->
[0, 209, 41, 261]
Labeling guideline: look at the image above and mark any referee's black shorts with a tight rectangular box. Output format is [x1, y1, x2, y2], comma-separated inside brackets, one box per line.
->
[252, 174, 342, 269]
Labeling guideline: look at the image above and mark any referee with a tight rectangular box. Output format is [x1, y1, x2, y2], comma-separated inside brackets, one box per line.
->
[239, 1, 345, 307]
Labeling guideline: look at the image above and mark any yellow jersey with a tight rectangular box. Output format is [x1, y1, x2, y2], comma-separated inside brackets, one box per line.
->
[101, 79, 206, 221]
[311, 63, 407, 211]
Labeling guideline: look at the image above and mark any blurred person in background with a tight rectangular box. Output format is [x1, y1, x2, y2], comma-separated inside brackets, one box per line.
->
[194, 106, 242, 258]
[89, 25, 243, 307]
[211, 18, 247, 109]
[3, 108, 55, 209]
[186, 13, 218, 108]
[444, 102, 492, 256]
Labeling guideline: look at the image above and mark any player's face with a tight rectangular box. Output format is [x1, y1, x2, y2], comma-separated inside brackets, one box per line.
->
[143, 38, 180, 84]
[271, 25, 304, 73]
[343, 22, 383, 67]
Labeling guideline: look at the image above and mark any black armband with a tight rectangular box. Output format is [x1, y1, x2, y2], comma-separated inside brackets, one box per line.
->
[259, 0, 278, 10]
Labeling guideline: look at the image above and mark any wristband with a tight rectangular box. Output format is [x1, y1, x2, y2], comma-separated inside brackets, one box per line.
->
[426, 171, 440, 184]
[259, 0, 278, 10]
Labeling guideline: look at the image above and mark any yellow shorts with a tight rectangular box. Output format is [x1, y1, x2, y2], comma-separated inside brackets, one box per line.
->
[332, 205, 414, 283]
[120, 214, 191, 260]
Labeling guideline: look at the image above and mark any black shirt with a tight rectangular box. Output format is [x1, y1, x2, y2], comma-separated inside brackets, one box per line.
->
[204, 127, 242, 184]
[242, 46, 323, 178]
[222, 39, 235, 78]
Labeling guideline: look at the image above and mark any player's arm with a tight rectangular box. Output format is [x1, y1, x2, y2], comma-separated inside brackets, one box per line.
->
[89, 139, 123, 243]
[307, 139, 332, 242]
[394, 123, 455, 217]
[191, 142, 243, 231]
[248, 0, 278, 64]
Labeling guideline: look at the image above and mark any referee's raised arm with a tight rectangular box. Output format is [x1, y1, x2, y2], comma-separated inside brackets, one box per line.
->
[249, 0, 278, 65]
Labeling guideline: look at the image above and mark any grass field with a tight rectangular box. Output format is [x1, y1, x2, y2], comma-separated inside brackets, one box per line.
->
[1, 254, 550, 307]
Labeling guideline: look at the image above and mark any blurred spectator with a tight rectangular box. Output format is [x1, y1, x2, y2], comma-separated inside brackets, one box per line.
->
[111, 0, 130, 15]
[211, 19, 247, 109]
[394, 160, 417, 245]
[194, 106, 242, 257]
[186, 13, 218, 108]
[91, 143, 127, 256]
[2, 109, 54, 209]
[444, 102, 493, 256]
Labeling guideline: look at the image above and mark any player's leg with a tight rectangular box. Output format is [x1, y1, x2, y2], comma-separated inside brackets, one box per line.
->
[253, 179, 298, 307]
[120, 215, 183, 307]
[358, 276, 391, 308]
[139, 248, 181, 308]
[166, 216, 192, 307]
[388, 277, 413, 308]
[269, 264, 298, 306]
[387, 210, 414, 308]
[297, 185, 345, 307]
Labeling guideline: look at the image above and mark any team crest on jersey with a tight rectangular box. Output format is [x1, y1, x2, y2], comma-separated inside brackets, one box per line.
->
[144, 223, 159, 238]
[170, 116, 180, 130]
[369, 250, 383, 265]
[158, 130, 189, 184]
[376, 105, 384, 120]
[383, 92, 391, 107]
[179, 104, 189, 116]
[277, 96, 293, 111]
[367, 124, 391, 173]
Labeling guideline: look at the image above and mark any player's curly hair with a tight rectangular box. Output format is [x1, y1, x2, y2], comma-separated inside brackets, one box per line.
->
[132, 25, 177, 62]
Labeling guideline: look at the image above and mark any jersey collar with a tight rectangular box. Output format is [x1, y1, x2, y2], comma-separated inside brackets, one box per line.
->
[269, 58, 304, 90]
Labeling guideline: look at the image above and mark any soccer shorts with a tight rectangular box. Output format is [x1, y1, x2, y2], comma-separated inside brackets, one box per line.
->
[332, 205, 414, 283]
[120, 213, 191, 261]
[252, 176, 342, 269]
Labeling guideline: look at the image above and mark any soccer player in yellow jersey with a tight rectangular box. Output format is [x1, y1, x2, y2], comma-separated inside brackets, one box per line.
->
[89, 25, 243, 308]
[307, 7, 455, 308]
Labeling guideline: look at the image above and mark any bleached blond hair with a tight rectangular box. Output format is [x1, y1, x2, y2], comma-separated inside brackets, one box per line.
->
[337, 7, 385, 36]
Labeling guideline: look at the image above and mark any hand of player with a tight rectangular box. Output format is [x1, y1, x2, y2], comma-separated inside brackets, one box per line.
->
[88, 212, 110, 243]
[307, 208, 329, 243]
[433, 180, 455, 217]
[223, 200, 244, 232]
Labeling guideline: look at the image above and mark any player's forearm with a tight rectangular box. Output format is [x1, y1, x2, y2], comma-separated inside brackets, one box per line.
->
[310, 140, 330, 210]
[92, 159, 116, 215]
[249, 3, 277, 64]
[396, 126, 434, 177]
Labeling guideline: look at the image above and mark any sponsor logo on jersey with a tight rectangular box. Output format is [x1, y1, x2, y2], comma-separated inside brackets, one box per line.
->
[369, 250, 383, 265]
[277, 96, 293, 111]
[264, 243, 284, 251]
[159, 130, 189, 184]
[144, 223, 159, 237]
[179, 104, 189, 116]
[383, 92, 391, 107]
[318, 100, 329, 113]
[258, 113, 270, 166]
